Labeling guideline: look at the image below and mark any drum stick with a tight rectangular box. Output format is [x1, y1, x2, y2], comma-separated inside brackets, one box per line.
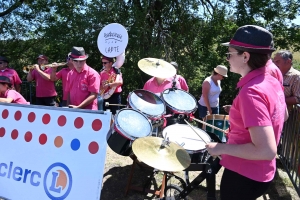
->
[191, 118, 227, 133]
[184, 119, 222, 160]
[105, 102, 126, 107]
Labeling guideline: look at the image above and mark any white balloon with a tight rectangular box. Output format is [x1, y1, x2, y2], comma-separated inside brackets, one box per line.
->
[112, 51, 125, 68]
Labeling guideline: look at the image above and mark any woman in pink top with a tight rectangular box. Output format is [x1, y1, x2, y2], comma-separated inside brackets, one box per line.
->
[0, 76, 28, 104]
[206, 25, 286, 200]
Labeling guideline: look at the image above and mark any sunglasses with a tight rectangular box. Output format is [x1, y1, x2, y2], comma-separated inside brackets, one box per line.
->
[102, 62, 110, 65]
[73, 60, 85, 63]
[0, 62, 4, 64]
[226, 52, 239, 60]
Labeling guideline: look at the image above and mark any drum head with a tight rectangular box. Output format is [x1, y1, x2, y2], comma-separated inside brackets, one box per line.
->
[161, 89, 197, 114]
[162, 124, 211, 151]
[115, 109, 152, 140]
[128, 89, 165, 118]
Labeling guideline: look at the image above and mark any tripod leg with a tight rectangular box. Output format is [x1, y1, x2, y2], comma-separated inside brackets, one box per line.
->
[184, 171, 190, 185]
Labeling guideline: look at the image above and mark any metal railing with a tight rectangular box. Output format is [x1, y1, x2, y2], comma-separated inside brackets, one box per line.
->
[278, 104, 300, 196]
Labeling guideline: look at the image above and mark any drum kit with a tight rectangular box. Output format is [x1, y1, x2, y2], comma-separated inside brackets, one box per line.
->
[106, 58, 226, 199]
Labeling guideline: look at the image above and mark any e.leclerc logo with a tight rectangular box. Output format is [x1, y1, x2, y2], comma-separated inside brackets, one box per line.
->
[0, 162, 72, 199]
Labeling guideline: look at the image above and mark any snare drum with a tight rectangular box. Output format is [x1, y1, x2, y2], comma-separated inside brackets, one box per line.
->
[162, 124, 211, 163]
[204, 114, 229, 142]
[107, 108, 152, 156]
[161, 89, 197, 114]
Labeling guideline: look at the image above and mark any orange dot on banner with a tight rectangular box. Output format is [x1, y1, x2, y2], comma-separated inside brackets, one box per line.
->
[39, 134, 47, 145]
[54, 136, 63, 148]
[2, 109, 9, 119]
[0, 127, 5, 137]
[92, 119, 102, 131]
[11, 129, 18, 140]
[14, 111, 22, 121]
[88, 141, 99, 154]
[28, 112, 36, 122]
[58, 115, 67, 127]
[74, 117, 84, 129]
[42, 114, 51, 124]
[24, 131, 32, 142]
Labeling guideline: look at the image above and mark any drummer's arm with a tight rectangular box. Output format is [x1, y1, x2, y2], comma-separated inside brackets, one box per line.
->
[202, 81, 212, 114]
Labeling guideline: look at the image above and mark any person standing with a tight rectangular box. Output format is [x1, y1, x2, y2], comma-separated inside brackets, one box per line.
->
[170, 61, 189, 92]
[198, 65, 228, 119]
[100, 56, 123, 114]
[50, 53, 74, 107]
[273, 50, 300, 106]
[26, 55, 57, 106]
[0, 56, 22, 92]
[206, 25, 286, 200]
[0, 76, 28, 104]
[65, 47, 100, 110]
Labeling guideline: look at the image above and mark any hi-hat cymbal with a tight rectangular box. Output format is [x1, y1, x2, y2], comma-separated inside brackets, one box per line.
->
[138, 58, 176, 78]
[132, 137, 191, 172]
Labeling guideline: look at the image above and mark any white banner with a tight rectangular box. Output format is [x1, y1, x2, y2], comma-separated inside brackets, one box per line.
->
[0, 104, 111, 200]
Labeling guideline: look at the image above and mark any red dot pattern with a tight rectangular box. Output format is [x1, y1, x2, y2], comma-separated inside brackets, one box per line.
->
[0, 127, 5, 137]
[58, 115, 67, 127]
[0, 109, 101, 154]
[24, 131, 32, 142]
[74, 117, 84, 129]
[92, 119, 102, 131]
[14, 111, 22, 121]
[39, 134, 47, 145]
[28, 112, 36, 123]
[2, 109, 9, 119]
[11, 129, 18, 140]
[42, 114, 51, 124]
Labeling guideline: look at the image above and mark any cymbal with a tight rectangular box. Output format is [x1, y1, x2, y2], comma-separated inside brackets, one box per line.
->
[138, 58, 176, 78]
[132, 137, 191, 172]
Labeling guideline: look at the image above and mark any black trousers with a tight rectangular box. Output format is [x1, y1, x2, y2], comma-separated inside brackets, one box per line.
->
[103, 93, 121, 115]
[36, 96, 56, 106]
[220, 168, 272, 200]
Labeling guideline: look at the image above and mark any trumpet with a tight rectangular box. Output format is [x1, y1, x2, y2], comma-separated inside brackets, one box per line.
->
[23, 62, 67, 73]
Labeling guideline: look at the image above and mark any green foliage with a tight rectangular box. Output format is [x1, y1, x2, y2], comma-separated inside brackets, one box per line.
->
[1, 0, 300, 106]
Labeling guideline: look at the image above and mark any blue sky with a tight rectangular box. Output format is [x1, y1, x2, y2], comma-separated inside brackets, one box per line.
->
[292, 16, 300, 25]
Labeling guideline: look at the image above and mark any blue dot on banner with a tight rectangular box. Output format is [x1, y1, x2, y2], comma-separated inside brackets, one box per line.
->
[71, 139, 80, 151]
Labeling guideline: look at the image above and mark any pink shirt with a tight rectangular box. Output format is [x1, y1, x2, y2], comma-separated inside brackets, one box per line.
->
[221, 67, 286, 182]
[31, 68, 57, 97]
[1, 90, 29, 104]
[0, 68, 22, 89]
[266, 59, 283, 85]
[65, 64, 100, 110]
[143, 77, 181, 94]
[176, 75, 189, 91]
[56, 68, 71, 100]
[100, 67, 122, 93]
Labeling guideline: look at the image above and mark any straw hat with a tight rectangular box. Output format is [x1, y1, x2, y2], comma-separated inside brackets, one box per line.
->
[214, 65, 228, 77]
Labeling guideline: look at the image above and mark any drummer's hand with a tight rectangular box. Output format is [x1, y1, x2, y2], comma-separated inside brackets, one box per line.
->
[206, 142, 223, 156]
[69, 105, 79, 109]
[223, 105, 231, 113]
[224, 128, 229, 136]
[208, 108, 212, 115]
[51, 62, 58, 71]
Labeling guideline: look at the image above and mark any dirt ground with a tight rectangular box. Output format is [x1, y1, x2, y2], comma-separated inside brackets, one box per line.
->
[101, 146, 300, 200]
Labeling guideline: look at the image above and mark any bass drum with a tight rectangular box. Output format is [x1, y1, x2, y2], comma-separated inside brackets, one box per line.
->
[107, 108, 152, 156]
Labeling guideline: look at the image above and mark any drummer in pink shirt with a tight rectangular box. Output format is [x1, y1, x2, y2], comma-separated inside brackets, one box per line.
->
[0, 56, 22, 92]
[50, 53, 74, 107]
[170, 61, 189, 92]
[27, 54, 57, 106]
[143, 76, 181, 94]
[206, 25, 286, 200]
[65, 46, 100, 110]
[0, 76, 28, 104]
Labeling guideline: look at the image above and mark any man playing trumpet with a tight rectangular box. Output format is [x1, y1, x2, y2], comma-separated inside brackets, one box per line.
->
[26, 54, 57, 106]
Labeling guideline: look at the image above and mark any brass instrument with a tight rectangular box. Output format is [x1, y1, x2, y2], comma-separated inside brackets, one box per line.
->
[23, 62, 67, 73]
[100, 72, 117, 99]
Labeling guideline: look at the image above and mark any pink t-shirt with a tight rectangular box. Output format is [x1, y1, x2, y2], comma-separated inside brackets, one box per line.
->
[176, 75, 189, 91]
[221, 67, 286, 182]
[56, 68, 71, 100]
[31, 68, 57, 97]
[100, 67, 122, 93]
[0, 68, 22, 89]
[1, 90, 29, 104]
[143, 77, 181, 94]
[65, 64, 100, 110]
[266, 59, 283, 85]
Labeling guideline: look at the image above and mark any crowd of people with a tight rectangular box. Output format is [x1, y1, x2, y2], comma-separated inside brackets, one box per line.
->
[0, 24, 300, 200]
